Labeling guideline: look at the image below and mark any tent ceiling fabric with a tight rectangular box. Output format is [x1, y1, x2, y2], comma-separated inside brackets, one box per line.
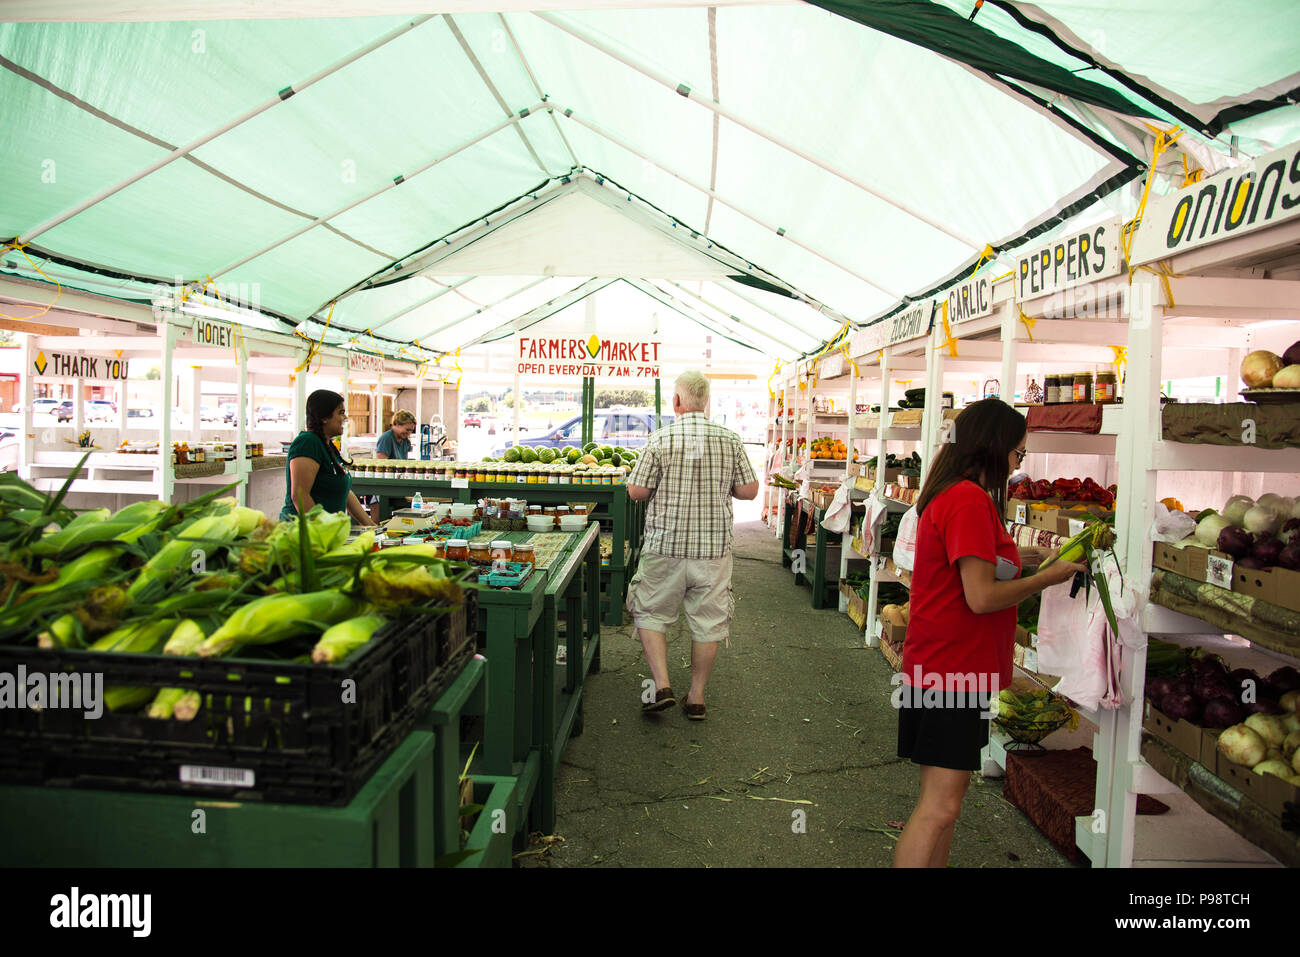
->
[2, 3, 1297, 362]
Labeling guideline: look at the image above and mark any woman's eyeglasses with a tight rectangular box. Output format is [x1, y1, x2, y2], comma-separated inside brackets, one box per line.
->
[1014, 448, 1027, 463]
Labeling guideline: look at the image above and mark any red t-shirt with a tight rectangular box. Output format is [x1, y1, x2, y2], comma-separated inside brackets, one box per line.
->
[901, 480, 1020, 692]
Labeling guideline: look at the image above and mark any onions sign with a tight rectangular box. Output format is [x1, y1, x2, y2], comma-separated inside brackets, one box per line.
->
[1131, 141, 1300, 265]
[516, 334, 661, 379]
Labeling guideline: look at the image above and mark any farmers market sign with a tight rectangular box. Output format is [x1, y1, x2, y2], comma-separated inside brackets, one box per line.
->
[515, 334, 662, 379]
[1015, 218, 1122, 301]
[1130, 141, 1300, 266]
[886, 301, 934, 347]
[31, 350, 128, 381]
[945, 274, 993, 326]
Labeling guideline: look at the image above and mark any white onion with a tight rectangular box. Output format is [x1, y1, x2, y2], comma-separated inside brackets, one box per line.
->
[1258, 493, 1294, 513]
[1253, 759, 1293, 779]
[1282, 690, 1300, 713]
[1219, 724, 1268, 767]
[1222, 495, 1255, 527]
[1242, 350, 1284, 388]
[1243, 504, 1281, 535]
[1246, 712, 1288, 748]
[1284, 729, 1300, 759]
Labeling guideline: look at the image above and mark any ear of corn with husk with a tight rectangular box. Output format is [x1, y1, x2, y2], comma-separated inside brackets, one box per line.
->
[197, 590, 364, 658]
[126, 512, 241, 599]
[163, 618, 211, 656]
[312, 614, 388, 664]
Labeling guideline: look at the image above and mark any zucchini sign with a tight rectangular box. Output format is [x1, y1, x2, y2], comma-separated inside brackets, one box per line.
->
[886, 301, 934, 347]
[1130, 142, 1300, 266]
[1015, 218, 1121, 301]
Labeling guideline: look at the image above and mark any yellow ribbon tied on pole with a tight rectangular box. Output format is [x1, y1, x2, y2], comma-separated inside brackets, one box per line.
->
[294, 301, 335, 373]
[0, 241, 62, 322]
[1018, 309, 1037, 342]
[935, 300, 959, 358]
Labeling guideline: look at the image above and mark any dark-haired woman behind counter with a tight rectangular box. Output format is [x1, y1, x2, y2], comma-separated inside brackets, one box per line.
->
[280, 389, 377, 526]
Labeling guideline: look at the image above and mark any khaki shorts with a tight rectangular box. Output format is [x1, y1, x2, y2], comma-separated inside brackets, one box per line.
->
[628, 551, 735, 645]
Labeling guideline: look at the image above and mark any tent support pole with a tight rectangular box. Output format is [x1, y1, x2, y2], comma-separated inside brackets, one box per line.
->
[654, 378, 661, 431]
[513, 367, 521, 448]
[656, 279, 807, 354]
[19, 15, 435, 246]
[536, 13, 988, 259]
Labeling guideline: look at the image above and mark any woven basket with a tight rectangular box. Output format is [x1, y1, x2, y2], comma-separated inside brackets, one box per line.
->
[994, 713, 1072, 745]
[880, 635, 903, 671]
[250, 454, 287, 472]
[173, 461, 223, 479]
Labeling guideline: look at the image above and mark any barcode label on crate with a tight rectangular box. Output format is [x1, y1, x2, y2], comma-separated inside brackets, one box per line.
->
[450, 478, 469, 489]
[1067, 517, 1086, 537]
[1014, 504, 1027, 524]
[180, 764, 255, 788]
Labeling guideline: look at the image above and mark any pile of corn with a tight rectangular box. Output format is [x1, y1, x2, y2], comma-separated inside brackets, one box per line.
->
[0, 462, 469, 720]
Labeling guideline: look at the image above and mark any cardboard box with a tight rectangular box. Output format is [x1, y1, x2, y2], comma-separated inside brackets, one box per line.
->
[898, 473, 921, 489]
[1142, 700, 1222, 772]
[1027, 506, 1060, 532]
[890, 409, 924, 427]
[880, 619, 906, 647]
[1054, 510, 1114, 537]
[1006, 500, 1030, 524]
[847, 592, 867, 630]
[1271, 566, 1300, 612]
[1231, 564, 1273, 602]
[868, 466, 901, 483]
[1151, 542, 1231, 586]
[1215, 750, 1300, 818]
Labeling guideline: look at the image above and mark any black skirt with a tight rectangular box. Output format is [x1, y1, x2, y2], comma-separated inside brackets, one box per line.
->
[895, 685, 992, 772]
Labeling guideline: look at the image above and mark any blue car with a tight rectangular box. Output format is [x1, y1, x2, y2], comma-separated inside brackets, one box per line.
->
[492, 409, 674, 457]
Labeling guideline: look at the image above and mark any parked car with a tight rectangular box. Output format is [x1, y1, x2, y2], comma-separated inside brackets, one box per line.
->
[127, 408, 155, 421]
[492, 409, 673, 456]
[86, 400, 117, 422]
[256, 405, 289, 423]
[53, 401, 73, 423]
[463, 413, 481, 428]
[23, 398, 61, 417]
[199, 405, 221, 423]
[220, 402, 239, 424]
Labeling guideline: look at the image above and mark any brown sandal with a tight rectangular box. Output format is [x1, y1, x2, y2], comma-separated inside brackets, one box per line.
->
[642, 686, 676, 712]
[682, 694, 706, 721]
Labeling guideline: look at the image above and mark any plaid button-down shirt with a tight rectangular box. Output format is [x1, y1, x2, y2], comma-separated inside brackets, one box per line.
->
[628, 412, 757, 560]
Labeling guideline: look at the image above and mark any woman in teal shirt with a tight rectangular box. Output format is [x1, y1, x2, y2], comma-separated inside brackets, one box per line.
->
[281, 390, 377, 525]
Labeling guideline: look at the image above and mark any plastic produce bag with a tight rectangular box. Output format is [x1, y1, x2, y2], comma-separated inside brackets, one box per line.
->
[891, 506, 919, 572]
[1150, 502, 1196, 543]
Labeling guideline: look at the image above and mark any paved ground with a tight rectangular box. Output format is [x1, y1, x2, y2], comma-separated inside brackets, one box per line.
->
[518, 520, 1078, 868]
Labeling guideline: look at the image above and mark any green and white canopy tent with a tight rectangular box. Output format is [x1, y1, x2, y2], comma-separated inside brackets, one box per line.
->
[2, 1, 1298, 362]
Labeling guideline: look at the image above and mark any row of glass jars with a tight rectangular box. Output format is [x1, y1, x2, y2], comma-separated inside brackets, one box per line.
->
[352, 459, 625, 485]
[441, 539, 534, 568]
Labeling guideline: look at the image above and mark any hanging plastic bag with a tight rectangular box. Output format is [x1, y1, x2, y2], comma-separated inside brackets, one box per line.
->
[891, 506, 919, 572]
[820, 481, 853, 534]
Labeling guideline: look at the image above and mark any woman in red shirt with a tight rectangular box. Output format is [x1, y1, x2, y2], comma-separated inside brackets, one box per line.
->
[893, 399, 1085, 868]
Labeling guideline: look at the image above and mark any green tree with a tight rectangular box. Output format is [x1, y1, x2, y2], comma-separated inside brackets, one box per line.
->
[145, 366, 161, 380]
[594, 389, 652, 409]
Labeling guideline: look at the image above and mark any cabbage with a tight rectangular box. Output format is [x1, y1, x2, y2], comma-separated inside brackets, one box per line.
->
[1222, 495, 1254, 527]
[1195, 513, 1230, 547]
[1243, 504, 1281, 535]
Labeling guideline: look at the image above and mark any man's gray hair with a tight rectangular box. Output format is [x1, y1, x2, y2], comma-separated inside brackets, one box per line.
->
[674, 371, 710, 412]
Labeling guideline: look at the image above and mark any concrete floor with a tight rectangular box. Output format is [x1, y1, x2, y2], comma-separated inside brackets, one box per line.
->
[517, 520, 1078, 868]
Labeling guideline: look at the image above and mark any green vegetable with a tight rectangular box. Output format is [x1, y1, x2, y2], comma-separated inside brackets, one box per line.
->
[312, 614, 388, 664]
[198, 590, 364, 658]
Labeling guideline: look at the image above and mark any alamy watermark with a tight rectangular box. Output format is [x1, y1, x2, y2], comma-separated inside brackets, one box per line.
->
[890, 667, 1000, 719]
[0, 668, 103, 719]
[50, 887, 151, 937]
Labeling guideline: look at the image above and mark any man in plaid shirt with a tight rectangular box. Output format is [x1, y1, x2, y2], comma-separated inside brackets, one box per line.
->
[627, 371, 759, 721]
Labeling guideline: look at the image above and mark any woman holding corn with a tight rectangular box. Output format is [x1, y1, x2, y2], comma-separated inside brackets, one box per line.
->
[893, 398, 1084, 868]
[281, 390, 376, 526]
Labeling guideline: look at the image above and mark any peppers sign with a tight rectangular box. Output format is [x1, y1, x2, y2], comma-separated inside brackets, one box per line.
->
[886, 301, 934, 347]
[1130, 141, 1300, 266]
[945, 275, 993, 327]
[516, 334, 662, 379]
[32, 350, 128, 381]
[348, 352, 385, 375]
[192, 317, 233, 349]
[848, 325, 885, 357]
[1015, 218, 1122, 301]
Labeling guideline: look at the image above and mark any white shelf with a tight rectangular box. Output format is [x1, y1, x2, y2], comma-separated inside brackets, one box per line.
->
[1141, 601, 1229, 636]
[1026, 431, 1117, 456]
[1152, 440, 1300, 473]
[849, 427, 921, 441]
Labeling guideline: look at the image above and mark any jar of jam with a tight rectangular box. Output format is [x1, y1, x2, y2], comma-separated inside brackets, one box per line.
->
[1045, 374, 1060, 405]
[468, 541, 491, 565]
[556, 506, 570, 525]
[1095, 371, 1117, 404]
[490, 540, 513, 561]
[455, 465, 469, 480]
[1073, 371, 1093, 404]
[572, 505, 588, 520]
[512, 543, 535, 567]
[528, 505, 543, 517]
[445, 539, 469, 562]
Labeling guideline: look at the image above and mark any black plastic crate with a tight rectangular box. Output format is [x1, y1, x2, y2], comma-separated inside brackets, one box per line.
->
[0, 600, 473, 806]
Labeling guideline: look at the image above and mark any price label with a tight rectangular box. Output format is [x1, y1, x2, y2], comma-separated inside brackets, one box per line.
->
[1205, 553, 1233, 589]
[180, 764, 255, 788]
[450, 478, 469, 489]
[1023, 647, 1039, 673]
[1015, 503, 1027, 524]
[1067, 517, 1087, 537]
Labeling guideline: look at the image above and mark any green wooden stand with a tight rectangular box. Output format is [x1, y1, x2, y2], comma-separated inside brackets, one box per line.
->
[536, 522, 601, 833]
[423, 656, 486, 858]
[351, 477, 643, 626]
[0, 731, 437, 867]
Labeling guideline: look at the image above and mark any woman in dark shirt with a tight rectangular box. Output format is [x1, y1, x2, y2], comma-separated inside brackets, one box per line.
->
[281, 390, 376, 525]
